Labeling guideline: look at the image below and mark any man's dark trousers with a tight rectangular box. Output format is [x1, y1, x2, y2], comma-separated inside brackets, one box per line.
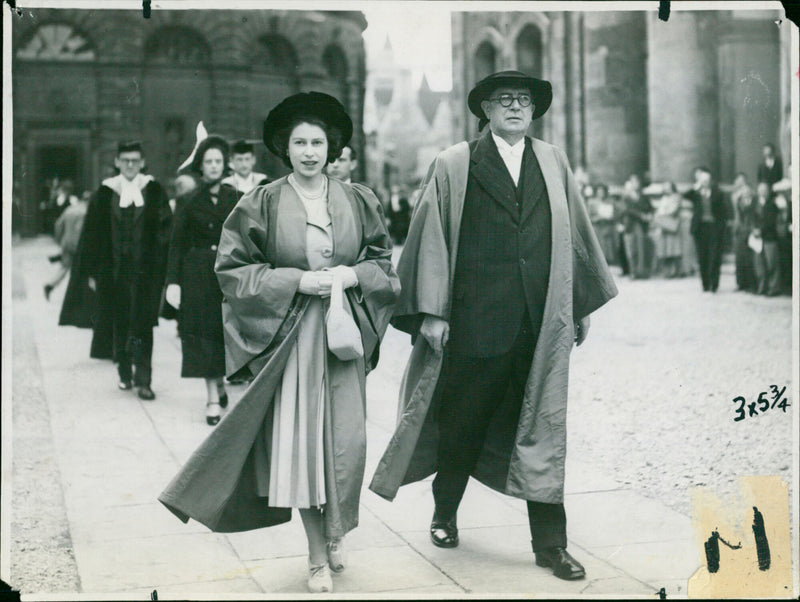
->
[694, 221, 725, 291]
[432, 317, 567, 552]
[112, 276, 153, 387]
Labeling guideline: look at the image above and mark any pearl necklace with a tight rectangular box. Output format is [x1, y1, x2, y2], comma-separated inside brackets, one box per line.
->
[289, 174, 327, 200]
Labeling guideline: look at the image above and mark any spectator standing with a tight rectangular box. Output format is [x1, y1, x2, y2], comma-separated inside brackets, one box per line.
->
[221, 140, 270, 195]
[686, 167, 727, 293]
[751, 182, 781, 296]
[586, 184, 618, 266]
[756, 143, 783, 187]
[652, 182, 683, 278]
[730, 173, 756, 292]
[44, 193, 89, 300]
[621, 174, 653, 279]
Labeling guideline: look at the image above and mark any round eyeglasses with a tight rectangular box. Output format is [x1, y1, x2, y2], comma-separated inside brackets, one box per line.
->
[488, 93, 533, 108]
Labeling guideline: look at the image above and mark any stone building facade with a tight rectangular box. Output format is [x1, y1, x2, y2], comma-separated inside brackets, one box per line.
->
[451, 9, 791, 187]
[12, 8, 367, 235]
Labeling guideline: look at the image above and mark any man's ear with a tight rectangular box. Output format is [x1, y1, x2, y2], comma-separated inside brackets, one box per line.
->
[141, 158, 147, 172]
[351, 160, 358, 172]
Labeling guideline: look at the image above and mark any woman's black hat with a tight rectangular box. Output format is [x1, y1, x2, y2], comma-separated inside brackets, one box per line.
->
[189, 135, 229, 175]
[468, 70, 552, 128]
[262, 92, 353, 158]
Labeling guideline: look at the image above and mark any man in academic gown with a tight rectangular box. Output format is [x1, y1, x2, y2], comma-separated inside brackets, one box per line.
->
[369, 71, 618, 581]
[59, 141, 172, 400]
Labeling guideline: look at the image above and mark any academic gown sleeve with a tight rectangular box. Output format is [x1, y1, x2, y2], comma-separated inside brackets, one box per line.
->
[389, 156, 451, 336]
[348, 183, 402, 370]
[214, 187, 306, 377]
[555, 147, 618, 321]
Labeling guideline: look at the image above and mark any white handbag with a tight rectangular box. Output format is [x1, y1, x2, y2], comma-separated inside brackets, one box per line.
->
[326, 271, 364, 361]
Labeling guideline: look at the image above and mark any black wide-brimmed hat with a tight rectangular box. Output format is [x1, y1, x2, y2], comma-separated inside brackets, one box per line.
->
[468, 70, 552, 125]
[262, 92, 353, 158]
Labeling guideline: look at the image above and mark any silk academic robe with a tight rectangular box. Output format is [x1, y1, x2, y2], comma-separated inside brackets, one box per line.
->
[369, 137, 618, 504]
[159, 176, 400, 535]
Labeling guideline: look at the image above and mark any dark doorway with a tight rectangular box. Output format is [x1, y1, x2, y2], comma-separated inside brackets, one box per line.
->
[36, 145, 80, 234]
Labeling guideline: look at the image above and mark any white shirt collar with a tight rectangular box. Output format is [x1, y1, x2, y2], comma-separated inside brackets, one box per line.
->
[103, 173, 153, 208]
[492, 132, 526, 156]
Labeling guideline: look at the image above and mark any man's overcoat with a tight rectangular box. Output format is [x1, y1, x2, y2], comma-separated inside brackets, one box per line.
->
[59, 177, 171, 359]
[369, 136, 618, 504]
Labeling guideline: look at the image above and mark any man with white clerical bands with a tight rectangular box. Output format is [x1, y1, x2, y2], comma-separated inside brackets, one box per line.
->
[370, 71, 618, 581]
[59, 140, 172, 400]
[221, 139, 270, 195]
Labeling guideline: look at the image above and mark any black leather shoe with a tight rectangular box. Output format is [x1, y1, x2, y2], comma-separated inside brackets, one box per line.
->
[136, 386, 156, 401]
[430, 513, 458, 548]
[535, 547, 586, 580]
[118, 380, 133, 391]
[219, 392, 228, 409]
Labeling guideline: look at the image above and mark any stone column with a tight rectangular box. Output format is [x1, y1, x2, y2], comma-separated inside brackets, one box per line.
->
[647, 11, 719, 184]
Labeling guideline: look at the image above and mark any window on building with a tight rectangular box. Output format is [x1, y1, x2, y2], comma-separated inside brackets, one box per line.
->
[255, 34, 299, 76]
[474, 41, 497, 83]
[516, 24, 543, 76]
[17, 23, 95, 61]
[144, 26, 211, 65]
[323, 44, 348, 81]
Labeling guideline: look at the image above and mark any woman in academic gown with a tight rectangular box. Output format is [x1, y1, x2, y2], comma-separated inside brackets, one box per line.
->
[159, 92, 400, 593]
[165, 135, 241, 425]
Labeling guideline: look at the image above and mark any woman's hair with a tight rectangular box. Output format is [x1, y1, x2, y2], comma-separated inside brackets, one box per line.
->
[271, 115, 344, 168]
[190, 136, 230, 176]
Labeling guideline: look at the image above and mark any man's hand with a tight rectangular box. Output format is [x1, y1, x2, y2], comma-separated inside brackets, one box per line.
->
[165, 283, 181, 309]
[420, 314, 449, 354]
[88, 277, 96, 292]
[574, 315, 590, 346]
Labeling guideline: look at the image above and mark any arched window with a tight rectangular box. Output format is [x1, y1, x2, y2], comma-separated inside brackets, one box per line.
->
[474, 41, 497, 83]
[254, 34, 299, 76]
[144, 26, 211, 65]
[17, 23, 95, 61]
[516, 24, 543, 76]
[322, 44, 348, 81]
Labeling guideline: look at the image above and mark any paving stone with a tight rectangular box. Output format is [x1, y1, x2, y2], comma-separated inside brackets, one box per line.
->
[586, 539, 700, 583]
[74, 533, 247, 593]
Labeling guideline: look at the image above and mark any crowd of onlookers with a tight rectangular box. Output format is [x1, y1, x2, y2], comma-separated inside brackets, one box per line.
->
[578, 144, 792, 296]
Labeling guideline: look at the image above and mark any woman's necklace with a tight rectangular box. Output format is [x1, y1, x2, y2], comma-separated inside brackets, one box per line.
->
[289, 174, 326, 200]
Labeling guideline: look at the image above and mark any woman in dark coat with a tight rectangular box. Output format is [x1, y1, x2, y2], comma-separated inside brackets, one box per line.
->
[159, 93, 399, 593]
[165, 135, 241, 425]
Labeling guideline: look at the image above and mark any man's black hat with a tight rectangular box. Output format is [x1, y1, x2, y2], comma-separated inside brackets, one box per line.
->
[467, 70, 552, 125]
[262, 92, 353, 158]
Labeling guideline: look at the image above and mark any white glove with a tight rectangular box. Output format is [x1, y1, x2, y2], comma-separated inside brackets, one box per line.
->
[87, 277, 96, 292]
[325, 265, 358, 289]
[166, 283, 181, 309]
[298, 271, 334, 296]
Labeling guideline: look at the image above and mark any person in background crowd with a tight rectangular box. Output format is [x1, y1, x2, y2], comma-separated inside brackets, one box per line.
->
[730, 173, 756, 292]
[159, 92, 399, 594]
[686, 167, 727, 293]
[165, 135, 241, 426]
[677, 188, 697, 278]
[169, 173, 198, 215]
[43, 179, 79, 236]
[586, 183, 618, 266]
[652, 182, 683, 278]
[326, 144, 358, 184]
[221, 140, 270, 195]
[387, 194, 412, 245]
[757, 143, 783, 187]
[621, 174, 653, 279]
[370, 70, 617, 583]
[59, 141, 172, 401]
[44, 192, 89, 300]
[773, 187, 792, 295]
[751, 182, 781, 296]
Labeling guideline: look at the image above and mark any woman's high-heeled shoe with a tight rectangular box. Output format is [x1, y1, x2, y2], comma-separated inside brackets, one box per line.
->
[307, 559, 333, 593]
[206, 401, 221, 426]
[326, 537, 346, 573]
[218, 391, 228, 409]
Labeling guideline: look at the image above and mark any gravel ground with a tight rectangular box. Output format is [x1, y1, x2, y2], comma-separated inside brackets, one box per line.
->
[9, 245, 81, 594]
[567, 265, 794, 517]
